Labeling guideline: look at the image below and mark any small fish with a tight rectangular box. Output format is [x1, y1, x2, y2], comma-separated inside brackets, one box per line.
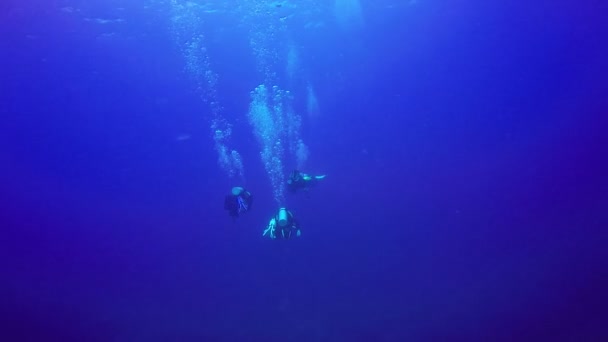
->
[176, 134, 191, 141]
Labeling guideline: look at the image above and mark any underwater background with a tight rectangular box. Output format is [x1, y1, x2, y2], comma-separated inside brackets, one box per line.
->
[1, 0, 607, 341]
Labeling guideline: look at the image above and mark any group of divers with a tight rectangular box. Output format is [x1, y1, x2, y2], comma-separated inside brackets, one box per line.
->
[224, 170, 326, 239]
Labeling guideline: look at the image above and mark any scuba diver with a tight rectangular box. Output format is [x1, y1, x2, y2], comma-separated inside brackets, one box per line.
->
[263, 207, 301, 239]
[224, 186, 253, 218]
[286, 170, 326, 193]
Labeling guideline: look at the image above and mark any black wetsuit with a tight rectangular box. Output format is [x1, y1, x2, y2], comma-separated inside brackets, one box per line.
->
[224, 191, 253, 218]
[287, 170, 308, 192]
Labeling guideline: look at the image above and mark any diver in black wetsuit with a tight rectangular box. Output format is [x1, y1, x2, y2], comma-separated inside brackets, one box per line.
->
[286, 170, 326, 193]
[224, 187, 253, 218]
[262, 207, 301, 239]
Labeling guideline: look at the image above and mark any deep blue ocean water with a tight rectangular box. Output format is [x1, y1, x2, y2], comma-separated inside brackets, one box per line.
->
[1, 1, 608, 341]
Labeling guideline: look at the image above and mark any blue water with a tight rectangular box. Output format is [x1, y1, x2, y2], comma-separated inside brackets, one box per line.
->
[1, 1, 608, 341]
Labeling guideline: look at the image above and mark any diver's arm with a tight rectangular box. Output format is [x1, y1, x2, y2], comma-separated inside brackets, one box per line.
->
[263, 218, 277, 239]
[292, 219, 301, 237]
